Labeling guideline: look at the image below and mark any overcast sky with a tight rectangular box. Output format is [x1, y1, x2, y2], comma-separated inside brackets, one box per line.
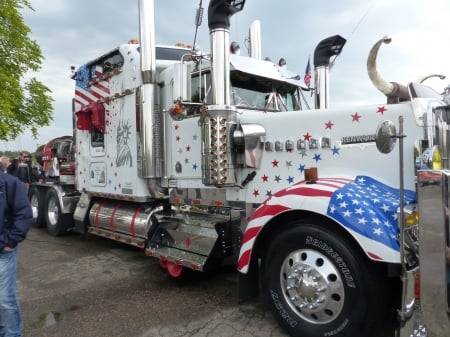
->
[3, 0, 450, 151]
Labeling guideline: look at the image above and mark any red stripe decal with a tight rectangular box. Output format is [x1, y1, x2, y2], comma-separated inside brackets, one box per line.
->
[241, 226, 262, 244]
[237, 250, 251, 271]
[95, 201, 108, 228]
[250, 204, 290, 220]
[367, 251, 383, 260]
[130, 206, 143, 237]
[109, 202, 122, 232]
[274, 187, 334, 198]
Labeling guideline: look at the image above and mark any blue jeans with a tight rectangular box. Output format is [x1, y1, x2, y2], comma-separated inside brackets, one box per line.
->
[0, 248, 22, 337]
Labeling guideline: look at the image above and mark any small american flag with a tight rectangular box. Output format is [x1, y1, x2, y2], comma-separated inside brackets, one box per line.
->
[74, 64, 109, 111]
[304, 57, 311, 88]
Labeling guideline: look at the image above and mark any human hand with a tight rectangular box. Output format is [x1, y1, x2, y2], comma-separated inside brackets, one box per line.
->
[3, 246, 14, 252]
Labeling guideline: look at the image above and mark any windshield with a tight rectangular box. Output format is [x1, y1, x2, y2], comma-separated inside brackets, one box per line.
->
[190, 70, 300, 112]
[231, 86, 296, 112]
[409, 82, 442, 99]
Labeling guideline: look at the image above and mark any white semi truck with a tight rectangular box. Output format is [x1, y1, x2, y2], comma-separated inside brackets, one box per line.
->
[29, 1, 450, 336]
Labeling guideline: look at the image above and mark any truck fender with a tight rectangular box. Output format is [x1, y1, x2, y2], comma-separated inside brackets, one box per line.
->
[238, 175, 416, 274]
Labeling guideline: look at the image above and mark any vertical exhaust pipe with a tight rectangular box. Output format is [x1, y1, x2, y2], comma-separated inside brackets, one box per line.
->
[139, 0, 156, 84]
[138, 0, 166, 198]
[202, 0, 245, 186]
[249, 20, 261, 59]
[313, 35, 346, 109]
[208, 0, 245, 105]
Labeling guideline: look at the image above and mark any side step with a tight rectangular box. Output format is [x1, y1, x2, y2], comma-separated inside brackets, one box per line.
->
[87, 227, 146, 249]
[146, 209, 240, 272]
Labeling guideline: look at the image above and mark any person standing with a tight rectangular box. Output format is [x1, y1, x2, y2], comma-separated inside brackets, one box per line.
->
[11, 152, 39, 189]
[46, 148, 60, 183]
[16, 152, 32, 187]
[0, 171, 32, 337]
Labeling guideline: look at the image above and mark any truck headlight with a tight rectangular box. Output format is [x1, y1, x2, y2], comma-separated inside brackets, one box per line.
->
[401, 206, 419, 270]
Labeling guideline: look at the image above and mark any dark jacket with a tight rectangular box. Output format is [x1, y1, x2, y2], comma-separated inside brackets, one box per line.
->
[0, 171, 32, 250]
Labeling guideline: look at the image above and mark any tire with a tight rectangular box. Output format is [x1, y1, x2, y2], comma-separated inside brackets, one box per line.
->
[29, 186, 45, 228]
[44, 188, 73, 236]
[263, 219, 387, 337]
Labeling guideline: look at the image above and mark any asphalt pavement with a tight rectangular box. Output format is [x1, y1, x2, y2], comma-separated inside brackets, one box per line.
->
[17, 227, 288, 337]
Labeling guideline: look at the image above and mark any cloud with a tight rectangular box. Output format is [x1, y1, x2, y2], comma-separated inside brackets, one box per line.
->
[6, 0, 449, 151]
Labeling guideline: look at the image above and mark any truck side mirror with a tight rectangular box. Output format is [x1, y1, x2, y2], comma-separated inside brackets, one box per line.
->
[172, 62, 192, 103]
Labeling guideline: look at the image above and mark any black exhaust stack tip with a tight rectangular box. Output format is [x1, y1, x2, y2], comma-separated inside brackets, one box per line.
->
[208, 0, 246, 30]
[314, 35, 347, 67]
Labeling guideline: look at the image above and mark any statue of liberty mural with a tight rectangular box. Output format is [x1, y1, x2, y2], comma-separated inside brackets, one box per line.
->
[116, 101, 132, 167]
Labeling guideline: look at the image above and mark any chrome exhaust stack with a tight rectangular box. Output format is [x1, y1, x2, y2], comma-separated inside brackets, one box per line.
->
[138, 0, 166, 198]
[202, 0, 245, 186]
[313, 35, 346, 109]
[249, 20, 261, 59]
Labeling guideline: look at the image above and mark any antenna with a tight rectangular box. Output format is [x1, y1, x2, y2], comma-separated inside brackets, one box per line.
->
[330, 1, 374, 70]
[192, 0, 204, 50]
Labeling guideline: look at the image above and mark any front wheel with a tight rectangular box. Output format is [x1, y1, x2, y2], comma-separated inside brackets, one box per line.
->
[44, 188, 73, 236]
[263, 219, 387, 337]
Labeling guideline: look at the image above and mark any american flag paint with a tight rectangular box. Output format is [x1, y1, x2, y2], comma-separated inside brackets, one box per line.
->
[238, 176, 416, 273]
[74, 64, 109, 111]
[304, 57, 311, 88]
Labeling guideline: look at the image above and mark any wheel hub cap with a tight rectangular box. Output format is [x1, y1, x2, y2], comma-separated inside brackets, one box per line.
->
[281, 249, 345, 324]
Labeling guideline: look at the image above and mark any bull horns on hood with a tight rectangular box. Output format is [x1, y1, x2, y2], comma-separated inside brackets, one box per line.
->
[367, 36, 409, 103]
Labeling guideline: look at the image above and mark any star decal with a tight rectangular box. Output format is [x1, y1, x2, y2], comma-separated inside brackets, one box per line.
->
[325, 120, 334, 129]
[253, 189, 260, 197]
[192, 134, 198, 140]
[287, 176, 294, 184]
[313, 153, 322, 162]
[286, 161, 292, 168]
[331, 146, 340, 155]
[272, 159, 279, 167]
[297, 164, 306, 173]
[185, 158, 189, 164]
[262, 174, 269, 182]
[192, 163, 198, 170]
[185, 145, 191, 152]
[303, 132, 312, 141]
[352, 112, 361, 122]
[300, 149, 307, 158]
[356, 176, 366, 184]
[373, 228, 384, 236]
[178, 148, 183, 154]
[176, 135, 181, 142]
[174, 124, 180, 130]
[274, 175, 282, 183]
[266, 190, 272, 197]
[377, 106, 387, 115]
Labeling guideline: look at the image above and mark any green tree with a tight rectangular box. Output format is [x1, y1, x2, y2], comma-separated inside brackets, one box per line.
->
[0, 0, 53, 141]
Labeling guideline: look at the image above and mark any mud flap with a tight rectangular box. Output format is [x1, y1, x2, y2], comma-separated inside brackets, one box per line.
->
[238, 258, 259, 303]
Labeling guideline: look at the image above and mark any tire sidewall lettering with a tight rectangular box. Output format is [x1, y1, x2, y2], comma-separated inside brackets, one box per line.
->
[305, 234, 356, 288]
[269, 289, 299, 328]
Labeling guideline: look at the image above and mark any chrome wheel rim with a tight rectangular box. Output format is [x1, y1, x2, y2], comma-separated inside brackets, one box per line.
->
[280, 249, 345, 324]
[47, 197, 59, 226]
[30, 193, 39, 221]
